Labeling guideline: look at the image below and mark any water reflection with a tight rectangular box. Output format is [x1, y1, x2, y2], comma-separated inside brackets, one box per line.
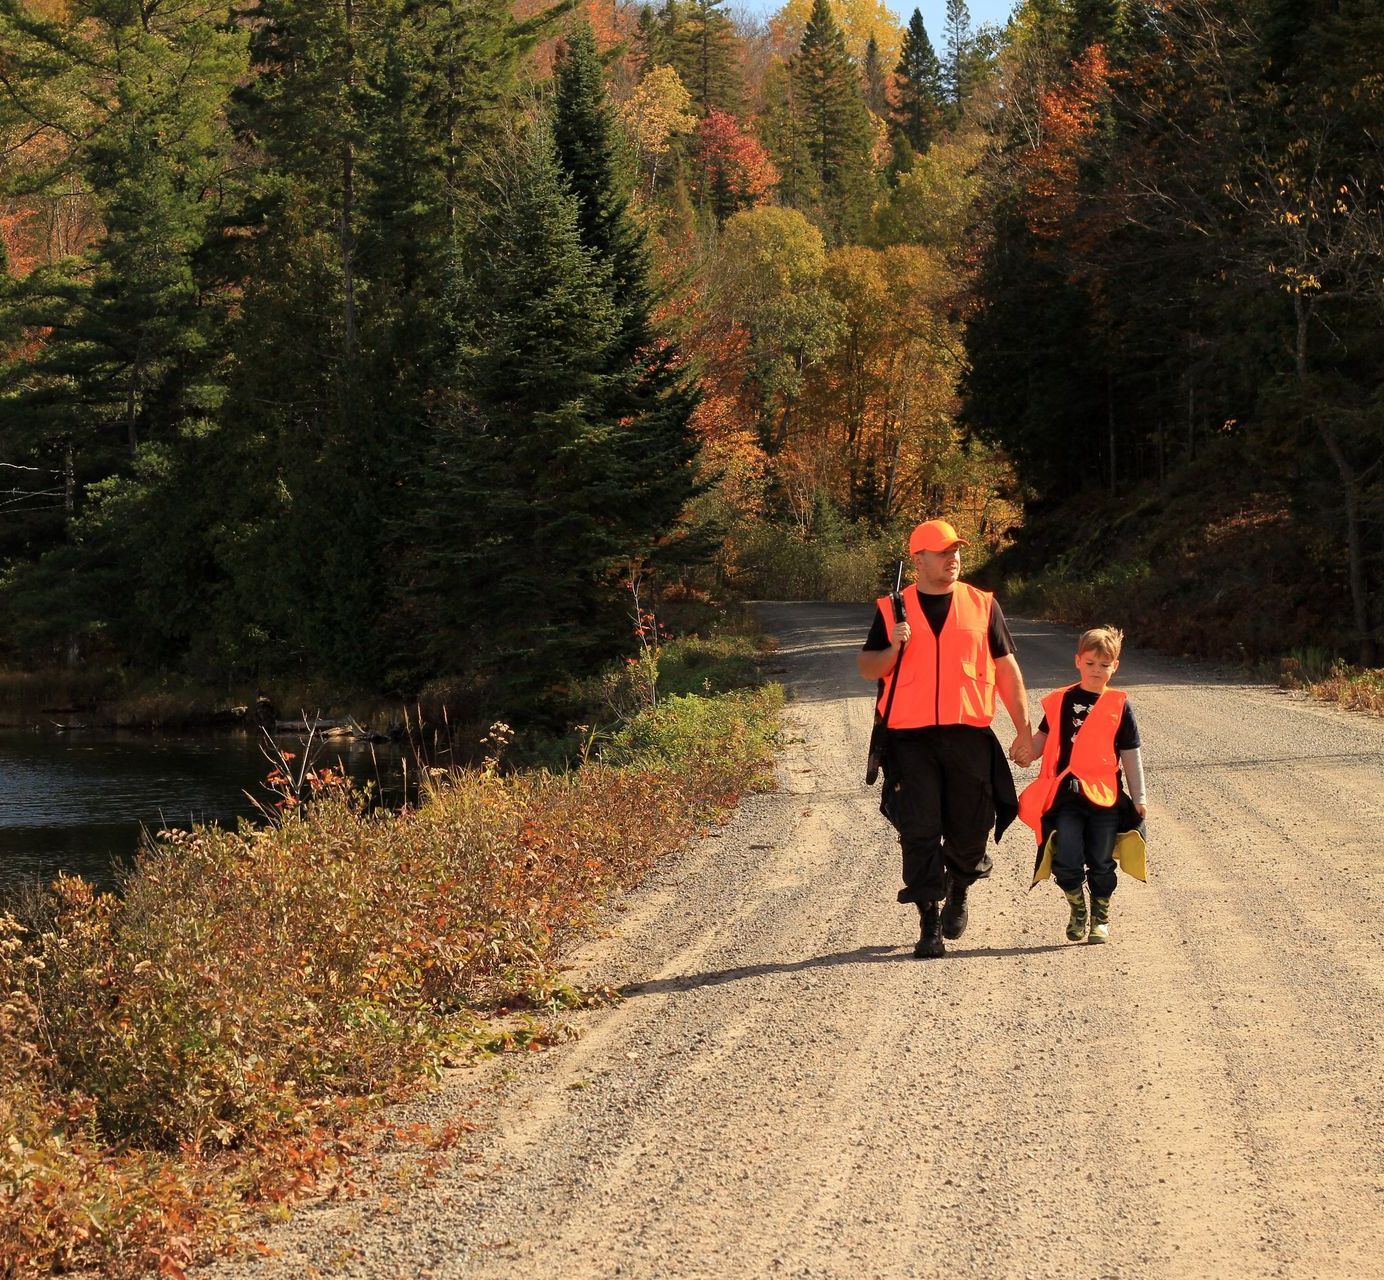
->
[0, 728, 414, 900]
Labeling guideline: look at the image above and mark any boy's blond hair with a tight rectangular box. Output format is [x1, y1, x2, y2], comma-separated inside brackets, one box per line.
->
[1078, 625, 1124, 661]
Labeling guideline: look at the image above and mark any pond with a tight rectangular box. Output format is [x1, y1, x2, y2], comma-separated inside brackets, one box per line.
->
[0, 727, 417, 902]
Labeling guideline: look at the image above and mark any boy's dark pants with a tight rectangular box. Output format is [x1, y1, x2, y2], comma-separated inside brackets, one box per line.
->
[885, 728, 995, 904]
[1052, 795, 1119, 898]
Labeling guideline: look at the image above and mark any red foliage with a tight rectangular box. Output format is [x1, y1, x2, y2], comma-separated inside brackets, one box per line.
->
[688, 110, 780, 221]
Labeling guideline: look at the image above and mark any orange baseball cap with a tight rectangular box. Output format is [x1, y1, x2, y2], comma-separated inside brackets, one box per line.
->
[909, 519, 969, 554]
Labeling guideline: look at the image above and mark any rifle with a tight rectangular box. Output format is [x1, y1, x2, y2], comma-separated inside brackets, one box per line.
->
[865, 560, 907, 786]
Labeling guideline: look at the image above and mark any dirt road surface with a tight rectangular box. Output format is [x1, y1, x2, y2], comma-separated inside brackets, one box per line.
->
[208, 604, 1384, 1280]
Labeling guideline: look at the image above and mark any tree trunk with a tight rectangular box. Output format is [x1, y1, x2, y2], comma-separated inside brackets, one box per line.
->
[1107, 367, 1116, 494]
[339, 0, 357, 364]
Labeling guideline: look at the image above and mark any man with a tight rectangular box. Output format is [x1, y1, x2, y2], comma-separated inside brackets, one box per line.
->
[858, 518, 1034, 958]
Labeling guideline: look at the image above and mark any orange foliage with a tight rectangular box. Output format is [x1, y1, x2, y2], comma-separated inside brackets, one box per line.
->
[0, 208, 39, 276]
[1019, 43, 1112, 239]
[525, 0, 640, 83]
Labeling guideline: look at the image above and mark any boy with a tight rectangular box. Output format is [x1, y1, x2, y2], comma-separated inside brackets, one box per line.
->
[1016, 626, 1147, 943]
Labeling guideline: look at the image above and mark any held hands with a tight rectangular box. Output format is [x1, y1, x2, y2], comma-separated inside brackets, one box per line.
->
[1008, 731, 1035, 768]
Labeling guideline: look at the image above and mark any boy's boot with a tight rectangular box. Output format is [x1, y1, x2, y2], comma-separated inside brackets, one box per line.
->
[1088, 896, 1112, 943]
[1063, 886, 1088, 942]
[913, 902, 946, 958]
[941, 872, 969, 940]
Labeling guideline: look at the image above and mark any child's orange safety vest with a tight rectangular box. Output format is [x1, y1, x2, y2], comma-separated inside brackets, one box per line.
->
[1017, 685, 1125, 841]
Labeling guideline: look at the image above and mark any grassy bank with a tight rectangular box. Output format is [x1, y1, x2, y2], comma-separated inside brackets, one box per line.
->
[0, 664, 418, 732]
[0, 634, 782, 1278]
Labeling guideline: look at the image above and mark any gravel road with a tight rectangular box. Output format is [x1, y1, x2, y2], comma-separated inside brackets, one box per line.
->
[206, 603, 1384, 1280]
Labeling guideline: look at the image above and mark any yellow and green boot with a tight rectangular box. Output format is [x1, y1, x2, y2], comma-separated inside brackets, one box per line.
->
[1088, 896, 1112, 943]
[1062, 886, 1088, 942]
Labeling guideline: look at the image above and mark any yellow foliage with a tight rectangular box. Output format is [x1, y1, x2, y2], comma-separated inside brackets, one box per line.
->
[619, 65, 697, 159]
[773, 0, 904, 70]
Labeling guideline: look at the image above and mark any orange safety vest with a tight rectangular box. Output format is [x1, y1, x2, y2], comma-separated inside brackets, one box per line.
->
[1017, 685, 1126, 840]
[875, 582, 997, 730]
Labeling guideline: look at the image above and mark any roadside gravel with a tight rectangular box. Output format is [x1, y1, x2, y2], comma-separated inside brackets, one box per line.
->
[203, 603, 1384, 1280]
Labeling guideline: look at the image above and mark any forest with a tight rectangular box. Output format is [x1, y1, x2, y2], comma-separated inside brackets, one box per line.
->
[1, 0, 1380, 714]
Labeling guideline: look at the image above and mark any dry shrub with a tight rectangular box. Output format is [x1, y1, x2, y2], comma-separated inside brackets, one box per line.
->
[1280, 657, 1384, 716]
[0, 683, 782, 1277]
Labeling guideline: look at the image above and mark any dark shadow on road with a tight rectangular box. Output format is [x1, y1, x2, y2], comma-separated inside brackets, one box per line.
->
[940, 941, 1077, 960]
[620, 939, 1079, 995]
[619, 944, 901, 995]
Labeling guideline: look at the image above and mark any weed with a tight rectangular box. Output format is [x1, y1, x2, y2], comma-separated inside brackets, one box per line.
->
[0, 638, 783, 1277]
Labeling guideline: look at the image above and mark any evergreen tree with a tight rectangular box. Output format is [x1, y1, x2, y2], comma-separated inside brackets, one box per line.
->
[862, 35, 889, 117]
[419, 125, 626, 696]
[1069, 0, 1121, 57]
[942, 0, 973, 114]
[962, 207, 1106, 494]
[635, 4, 672, 73]
[671, 0, 743, 115]
[0, 0, 247, 661]
[791, 0, 877, 242]
[206, 0, 545, 681]
[551, 24, 701, 596]
[760, 60, 820, 211]
[893, 9, 944, 154]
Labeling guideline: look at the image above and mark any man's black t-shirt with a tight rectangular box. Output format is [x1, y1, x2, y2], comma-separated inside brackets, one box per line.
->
[862, 590, 1016, 659]
[1038, 687, 1141, 773]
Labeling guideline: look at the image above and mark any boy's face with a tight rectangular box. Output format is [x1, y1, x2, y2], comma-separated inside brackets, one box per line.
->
[1075, 648, 1119, 691]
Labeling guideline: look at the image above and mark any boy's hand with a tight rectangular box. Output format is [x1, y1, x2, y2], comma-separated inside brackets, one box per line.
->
[1135, 803, 1147, 818]
[1008, 734, 1034, 767]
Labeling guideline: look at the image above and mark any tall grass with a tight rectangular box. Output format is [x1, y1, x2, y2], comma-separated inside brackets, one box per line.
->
[0, 664, 782, 1277]
[729, 522, 903, 602]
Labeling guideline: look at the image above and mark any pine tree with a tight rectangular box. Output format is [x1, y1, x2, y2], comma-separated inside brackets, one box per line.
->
[551, 24, 701, 605]
[942, 0, 973, 114]
[671, 0, 742, 114]
[760, 60, 820, 211]
[419, 124, 626, 695]
[1069, 0, 1121, 57]
[791, 0, 877, 242]
[863, 35, 889, 117]
[0, 0, 247, 662]
[893, 9, 944, 154]
[208, 0, 546, 680]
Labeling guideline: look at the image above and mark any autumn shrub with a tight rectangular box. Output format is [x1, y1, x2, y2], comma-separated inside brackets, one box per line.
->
[649, 632, 765, 697]
[1279, 658, 1384, 716]
[1003, 559, 1154, 629]
[0, 666, 782, 1278]
[731, 520, 899, 602]
[607, 687, 782, 803]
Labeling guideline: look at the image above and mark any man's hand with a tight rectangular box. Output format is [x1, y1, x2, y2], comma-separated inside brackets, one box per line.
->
[1008, 733, 1035, 767]
[893, 621, 911, 647]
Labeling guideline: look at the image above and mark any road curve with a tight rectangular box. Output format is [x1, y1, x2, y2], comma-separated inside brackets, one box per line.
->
[206, 603, 1384, 1280]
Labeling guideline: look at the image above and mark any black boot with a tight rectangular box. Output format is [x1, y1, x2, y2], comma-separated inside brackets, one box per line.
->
[913, 902, 945, 958]
[941, 873, 970, 940]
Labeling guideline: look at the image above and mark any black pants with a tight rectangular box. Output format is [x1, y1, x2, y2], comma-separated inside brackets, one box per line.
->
[1052, 791, 1119, 898]
[883, 728, 995, 904]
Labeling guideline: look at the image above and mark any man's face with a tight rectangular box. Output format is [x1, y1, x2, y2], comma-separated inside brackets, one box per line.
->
[913, 544, 961, 592]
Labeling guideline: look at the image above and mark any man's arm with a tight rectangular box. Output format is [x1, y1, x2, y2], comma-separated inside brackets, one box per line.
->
[857, 621, 910, 679]
[994, 653, 1035, 764]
